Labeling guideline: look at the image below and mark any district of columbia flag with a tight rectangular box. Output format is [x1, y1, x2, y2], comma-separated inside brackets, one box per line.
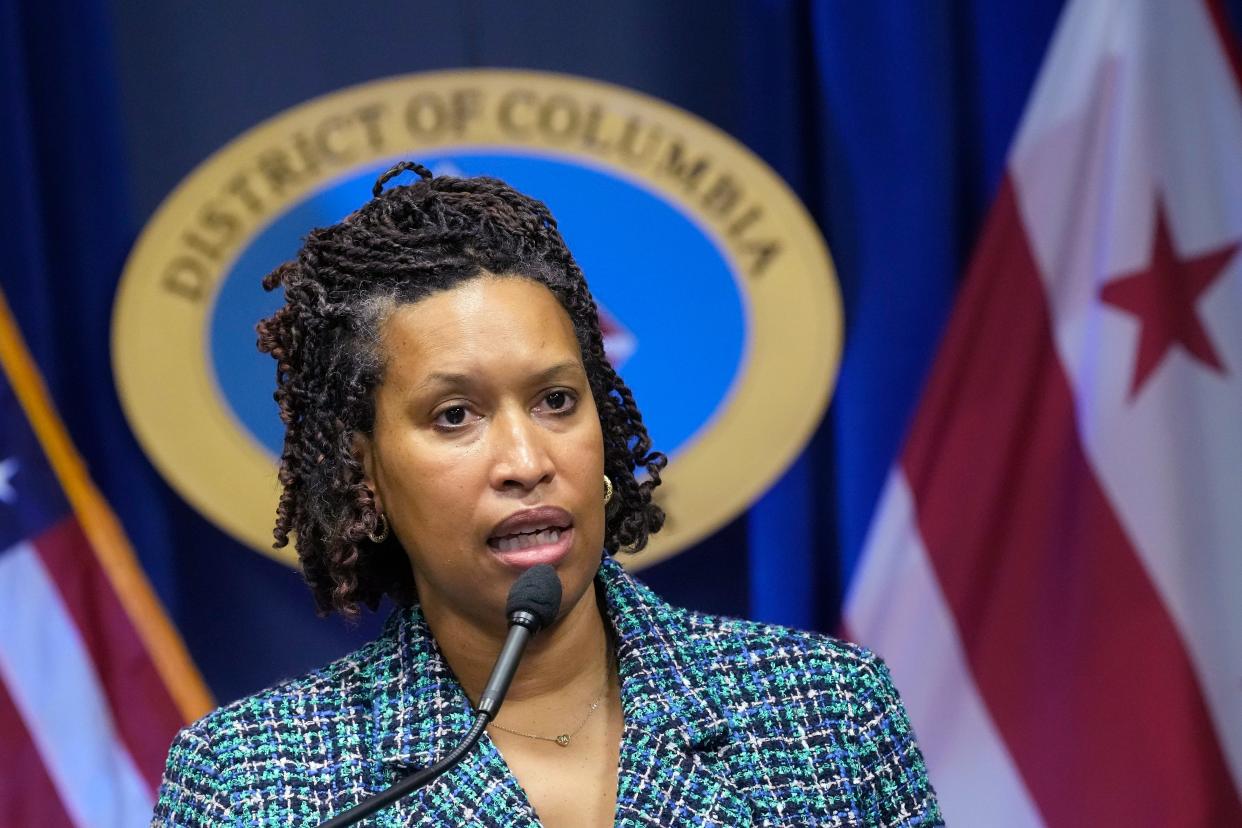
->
[0, 288, 213, 826]
[845, 1, 1242, 825]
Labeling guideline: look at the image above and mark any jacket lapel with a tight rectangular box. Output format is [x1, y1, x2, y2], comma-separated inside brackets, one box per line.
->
[602, 559, 755, 827]
[368, 606, 541, 827]
[360, 562, 756, 827]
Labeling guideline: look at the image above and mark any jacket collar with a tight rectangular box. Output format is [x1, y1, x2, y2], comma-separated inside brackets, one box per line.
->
[367, 556, 752, 826]
[370, 599, 477, 773]
[599, 557, 733, 753]
[370, 555, 733, 772]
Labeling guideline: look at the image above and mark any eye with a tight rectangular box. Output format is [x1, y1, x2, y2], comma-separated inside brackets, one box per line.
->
[539, 389, 577, 414]
[432, 404, 476, 430]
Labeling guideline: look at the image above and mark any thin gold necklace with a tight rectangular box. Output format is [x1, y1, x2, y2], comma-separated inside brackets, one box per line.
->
[489, 683, 609, 747]
[489, 632, 615, 748]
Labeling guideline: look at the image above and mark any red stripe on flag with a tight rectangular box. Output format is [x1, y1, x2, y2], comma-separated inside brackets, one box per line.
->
[902, 178, 1242, 825]
[33, 516, 183, 794]
[1207, 0, 1242, 94]
[0, 674, 75, 827]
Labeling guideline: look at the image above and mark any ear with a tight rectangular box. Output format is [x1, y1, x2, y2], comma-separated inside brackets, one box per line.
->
[352, 431, 384, 513]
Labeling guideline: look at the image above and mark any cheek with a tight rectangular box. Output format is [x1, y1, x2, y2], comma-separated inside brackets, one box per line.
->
[379, 441, 483, 537]
[576, 396, 606, 455]
[576, 436, 606, 480]
[567, 418, 607, 513]
[555, 414, 604, 486]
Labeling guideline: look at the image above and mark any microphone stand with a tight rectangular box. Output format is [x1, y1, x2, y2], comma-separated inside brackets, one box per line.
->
[316, 712, 492, 828]
[317, 601, 552, 827]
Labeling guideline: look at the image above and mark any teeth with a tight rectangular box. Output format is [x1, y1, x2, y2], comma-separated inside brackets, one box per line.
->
[494, 528, 561, 553]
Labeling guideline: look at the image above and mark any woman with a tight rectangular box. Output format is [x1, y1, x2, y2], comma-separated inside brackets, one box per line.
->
[152, 162, 942, 827]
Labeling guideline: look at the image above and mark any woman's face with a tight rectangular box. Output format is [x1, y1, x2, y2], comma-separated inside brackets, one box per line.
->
[358, 276, 606, 634]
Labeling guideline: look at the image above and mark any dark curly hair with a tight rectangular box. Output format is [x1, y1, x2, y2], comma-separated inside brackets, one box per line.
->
[257, 161, 666, 617]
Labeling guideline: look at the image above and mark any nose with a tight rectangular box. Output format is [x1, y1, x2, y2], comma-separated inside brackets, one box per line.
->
[489, 405, 555, 493]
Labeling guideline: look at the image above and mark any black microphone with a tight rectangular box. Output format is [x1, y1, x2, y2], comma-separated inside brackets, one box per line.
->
[318, 565, 562, 828]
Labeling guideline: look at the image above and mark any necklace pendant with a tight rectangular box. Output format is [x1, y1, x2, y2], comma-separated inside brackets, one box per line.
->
[555, 734, 571, 747]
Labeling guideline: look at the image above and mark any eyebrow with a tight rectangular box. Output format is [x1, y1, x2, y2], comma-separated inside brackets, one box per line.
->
[415, 361, 585, 394]
[529, 360, 586, 384]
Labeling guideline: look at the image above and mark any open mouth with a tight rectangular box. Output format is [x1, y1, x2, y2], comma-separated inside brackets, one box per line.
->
[486, 506, 575, 568]
[489, 527, 567, 553]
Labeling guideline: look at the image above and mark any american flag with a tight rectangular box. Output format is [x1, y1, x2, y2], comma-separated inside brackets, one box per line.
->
[0, 291, 211, 826]
[846, 0, 1242, 824]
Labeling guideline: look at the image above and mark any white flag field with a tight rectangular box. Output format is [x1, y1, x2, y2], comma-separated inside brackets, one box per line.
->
[846, 1, 1242, 825]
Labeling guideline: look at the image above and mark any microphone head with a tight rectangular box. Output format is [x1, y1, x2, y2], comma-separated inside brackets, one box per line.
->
[504, 564, 562, 629]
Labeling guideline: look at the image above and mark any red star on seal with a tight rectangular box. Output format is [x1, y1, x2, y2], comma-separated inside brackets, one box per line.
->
[1099, 199, 1237, 399]
[596, 303, 636, 370]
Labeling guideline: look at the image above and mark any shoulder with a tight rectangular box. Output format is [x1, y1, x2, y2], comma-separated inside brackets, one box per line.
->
[677, 610, 943, 825]
[676, 607, 911, 746]
[679, 606, 890, 701]
[669, 610, 882, 746]
[608, 561, 942, 824]
[152, 631, 393, 825]
[185, 630, 385, 754]
[604, 558, 897, 720]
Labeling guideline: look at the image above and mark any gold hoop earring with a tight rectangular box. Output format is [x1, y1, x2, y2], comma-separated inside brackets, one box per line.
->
[368, 513, 390, 544]
[603, 475, 613, 507]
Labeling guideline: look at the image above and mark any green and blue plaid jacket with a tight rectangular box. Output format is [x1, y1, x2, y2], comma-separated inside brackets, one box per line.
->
[153, 557, 942, 826]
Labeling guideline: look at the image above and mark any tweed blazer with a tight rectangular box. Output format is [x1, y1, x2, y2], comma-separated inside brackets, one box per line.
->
[153, 557, 942, 826]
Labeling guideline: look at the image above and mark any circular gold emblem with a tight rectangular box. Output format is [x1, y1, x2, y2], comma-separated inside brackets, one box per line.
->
[113, 69, 842, 570]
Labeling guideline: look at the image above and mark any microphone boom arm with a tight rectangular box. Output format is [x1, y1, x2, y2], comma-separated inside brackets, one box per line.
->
[317, 712, 491, 828]
[317, 565, 560, 828]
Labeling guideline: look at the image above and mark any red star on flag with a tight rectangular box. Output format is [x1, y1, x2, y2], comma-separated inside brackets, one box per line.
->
[1099, 198, 1237, 399]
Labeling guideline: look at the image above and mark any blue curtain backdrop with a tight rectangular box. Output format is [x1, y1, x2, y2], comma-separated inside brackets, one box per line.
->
[7, 0, 1239, 704]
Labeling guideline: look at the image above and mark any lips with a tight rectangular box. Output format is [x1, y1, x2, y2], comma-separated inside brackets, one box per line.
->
[488, 506, 573, 540]
[492, 527, 565, 553]
[487, 506, 574, 568]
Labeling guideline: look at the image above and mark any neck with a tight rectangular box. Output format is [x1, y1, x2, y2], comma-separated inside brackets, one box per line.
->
[425, 576, 612, 709]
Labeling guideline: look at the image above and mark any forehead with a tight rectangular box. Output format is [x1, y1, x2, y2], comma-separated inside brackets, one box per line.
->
[378, 277, 583, 384]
